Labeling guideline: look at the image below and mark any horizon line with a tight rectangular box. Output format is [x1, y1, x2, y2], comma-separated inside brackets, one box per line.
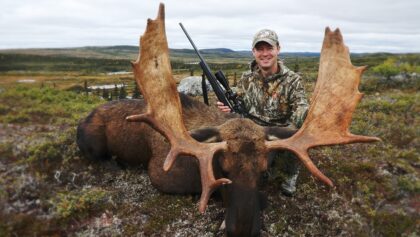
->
[0, 45, 418, 54]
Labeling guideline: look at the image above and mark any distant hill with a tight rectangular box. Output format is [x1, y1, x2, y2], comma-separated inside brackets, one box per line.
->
[3, 45, 395, 59]
[0, 45, 400, 70]
[0, 46, 140, 61]
[0, 46, 323, 63]
[0, 46, 400, 67]
[200, 48, 234, 54]
[0, 45, 407, 74]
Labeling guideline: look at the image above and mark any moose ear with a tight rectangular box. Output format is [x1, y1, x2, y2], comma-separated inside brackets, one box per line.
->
[189, 127, 222, 143]
[264, 127, 297, 141]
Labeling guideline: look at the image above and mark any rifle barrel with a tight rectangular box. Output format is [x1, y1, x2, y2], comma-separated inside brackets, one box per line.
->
[179, 23, 234, 111]
[179, 23, 206, 63]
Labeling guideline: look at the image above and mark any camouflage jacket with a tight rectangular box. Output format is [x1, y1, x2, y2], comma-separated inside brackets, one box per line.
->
[236, 60, 309, 128]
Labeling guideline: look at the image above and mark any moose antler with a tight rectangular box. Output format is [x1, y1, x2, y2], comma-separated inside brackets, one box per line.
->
[266, 28, 380, 186]
[126, 3, 231, 213]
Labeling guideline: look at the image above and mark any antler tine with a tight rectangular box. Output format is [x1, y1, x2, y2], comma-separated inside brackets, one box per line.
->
[266, 27, 380, 187]
[126, 3, 231, 213]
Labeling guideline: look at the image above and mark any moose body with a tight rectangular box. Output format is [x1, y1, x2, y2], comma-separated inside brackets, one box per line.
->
[77, 94, 284, 236]
[77, 94, 235, 193]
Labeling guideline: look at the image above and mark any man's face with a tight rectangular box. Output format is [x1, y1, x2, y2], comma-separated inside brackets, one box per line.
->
[252, 42, 280, 71]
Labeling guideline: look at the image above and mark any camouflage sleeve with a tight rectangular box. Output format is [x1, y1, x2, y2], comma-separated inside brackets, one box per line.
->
[288, 74, 309, 128]
[232, 72, 249, 112]
[234, 71, 249, 97]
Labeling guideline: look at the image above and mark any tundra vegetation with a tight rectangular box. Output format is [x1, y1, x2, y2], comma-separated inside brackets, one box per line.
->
[0, 44, 418, 236]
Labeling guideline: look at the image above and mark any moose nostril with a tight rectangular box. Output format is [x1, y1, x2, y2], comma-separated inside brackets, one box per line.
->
[226, 221, 255, 237]
[226, 228, 238, 237]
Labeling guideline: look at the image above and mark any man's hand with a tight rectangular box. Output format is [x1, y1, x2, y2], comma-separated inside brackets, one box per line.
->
[216, 101, 231, 113]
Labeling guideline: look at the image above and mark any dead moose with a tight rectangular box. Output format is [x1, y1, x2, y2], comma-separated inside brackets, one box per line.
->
[77, 4, 380, 237]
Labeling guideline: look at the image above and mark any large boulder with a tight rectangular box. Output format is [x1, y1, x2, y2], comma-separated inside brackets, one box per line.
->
[177, 76, 217, 96]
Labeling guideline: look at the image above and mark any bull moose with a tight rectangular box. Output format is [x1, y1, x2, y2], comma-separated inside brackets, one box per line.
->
[77, 3, 380, 237]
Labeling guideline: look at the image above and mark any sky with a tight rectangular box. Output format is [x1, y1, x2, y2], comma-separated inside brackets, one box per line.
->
[1, 0, 419, 53]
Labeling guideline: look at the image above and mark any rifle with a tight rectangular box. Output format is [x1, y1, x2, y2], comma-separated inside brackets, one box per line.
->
[179, 23, 247, 115]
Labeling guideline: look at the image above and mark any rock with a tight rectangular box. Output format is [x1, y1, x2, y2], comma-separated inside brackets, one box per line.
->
[390, 72, 419, 82]
[391, 74, 406, 81]
[177, 76, 220, 96]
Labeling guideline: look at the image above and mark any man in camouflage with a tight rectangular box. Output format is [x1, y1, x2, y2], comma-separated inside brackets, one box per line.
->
[217, 29, 309, 196]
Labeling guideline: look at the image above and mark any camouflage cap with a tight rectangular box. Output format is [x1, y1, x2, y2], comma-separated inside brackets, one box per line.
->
[252, 29, 279, 48]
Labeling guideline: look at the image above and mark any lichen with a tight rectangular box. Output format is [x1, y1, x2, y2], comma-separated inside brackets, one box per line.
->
[50, 187, 109, 220]
[373, 211, 417, 237]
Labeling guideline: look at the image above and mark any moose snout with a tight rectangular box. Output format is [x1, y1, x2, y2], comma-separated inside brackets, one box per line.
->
[224, 184, 265, 237]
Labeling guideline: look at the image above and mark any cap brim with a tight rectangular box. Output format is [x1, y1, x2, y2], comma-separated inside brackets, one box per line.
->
[252, 39, 277, 48]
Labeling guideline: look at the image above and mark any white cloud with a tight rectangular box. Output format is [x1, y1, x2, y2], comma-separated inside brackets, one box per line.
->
[0, 0, 419, 52]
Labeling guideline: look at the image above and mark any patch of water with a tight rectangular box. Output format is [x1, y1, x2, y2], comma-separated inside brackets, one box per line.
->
[17, 79, 36, 83]
[88, 84, 124, 90]
[106, 71, 131, 76]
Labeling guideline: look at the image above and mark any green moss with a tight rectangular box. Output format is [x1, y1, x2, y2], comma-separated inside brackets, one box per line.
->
[269, 220, 286, 236]
[397, 148, 419, 164]
[373, 211, 416, 237]
[386, 124, 416, 148]
[0, 104, 8, 115]
[141, 195, 195, 235]
[358, 92, 418, 116]
[386, 158, 416, 175]
[397, 175, 420, 194]
[0, 142, 14, 159]
[27, 139, 62, 164]
[360, 76, 380, 92]
[24, 127, 78, 173]
[51, 188, 108, 220]
[0, 212, 61, 237]
[2, 113, 30, 123]
[0, 86, 104, 125]
[336, 161, 376, 180]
